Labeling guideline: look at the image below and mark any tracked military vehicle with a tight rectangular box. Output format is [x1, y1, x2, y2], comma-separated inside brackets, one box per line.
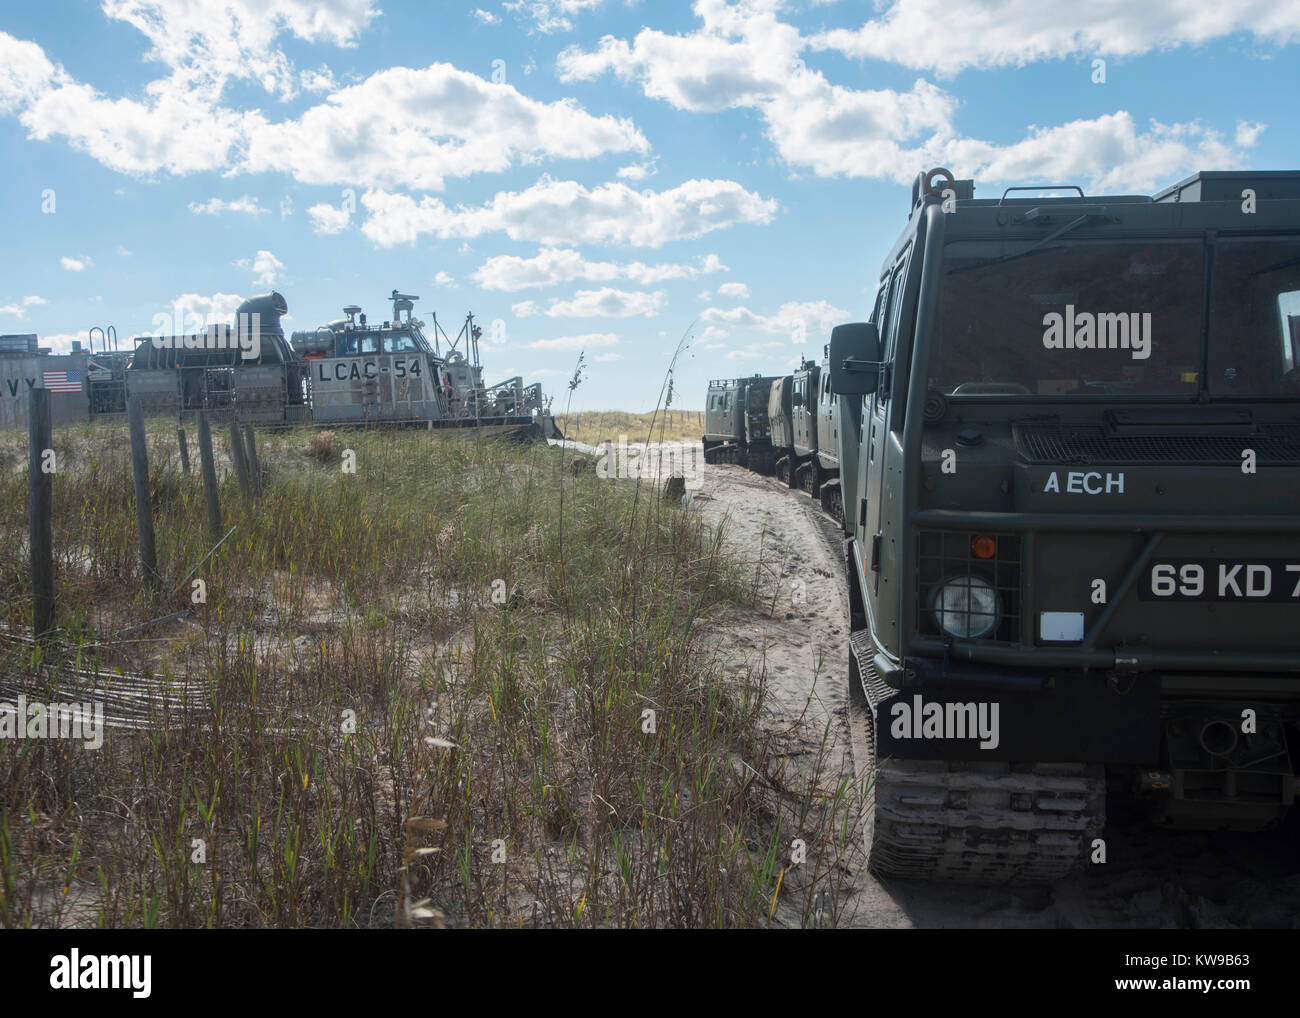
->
[830, 168, 1300, 883]
[702, 373, 780, 471]
[769, 362, 809, 489]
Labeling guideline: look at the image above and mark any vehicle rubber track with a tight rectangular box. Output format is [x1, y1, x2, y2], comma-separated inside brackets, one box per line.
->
[849, 634, 1105, 884]
[703, 442, 745, 466]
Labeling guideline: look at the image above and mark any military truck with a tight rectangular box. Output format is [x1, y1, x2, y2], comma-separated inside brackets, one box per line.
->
[702, 373, 780, 470]
[831, 167, 1300, 883]
[771, 360, 818, 490]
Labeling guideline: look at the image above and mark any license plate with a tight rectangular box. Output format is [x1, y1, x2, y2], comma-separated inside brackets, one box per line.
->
[1139, 558, 1300, 602]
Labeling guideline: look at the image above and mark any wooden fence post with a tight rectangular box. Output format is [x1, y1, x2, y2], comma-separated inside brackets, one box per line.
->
[228, 419, 252, 502]
[242, 424, 261, 498]
[177, 426, 190, 474]
[197, 410, 223, 542]
[127, 396, 160, 595]
[28, 388, 54, 639]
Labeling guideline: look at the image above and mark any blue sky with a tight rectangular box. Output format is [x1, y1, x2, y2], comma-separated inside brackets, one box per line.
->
[1, 0, 1297, 411]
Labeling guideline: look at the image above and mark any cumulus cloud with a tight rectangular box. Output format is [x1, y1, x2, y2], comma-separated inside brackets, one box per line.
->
[189, 194, 269, 215]
[474, 247, 726, 290]
[39, 331, 92, 355]
[246, 63, 648, 192]
[60, 255, 92, 271]
[527, 331, 619, 349]
[233, 250, 284, 287]
[165, 292, 245, 328]
[99, 0, 379, 102]
[616, 162, 655, 181]
[716, 281, 749, 299]
[513, 287, 666, 318]
[361, 177, 777, 248]
[808, 0, 1300, 76]
[0, 32, 645, 192]
[702, 299, 848, 341]
[505, 0, 604, 33]
[727, 340, 787, 360]
[557, 0, 1269, 190]
[0, 295, 48, 318]
[307, 201, 352, 235]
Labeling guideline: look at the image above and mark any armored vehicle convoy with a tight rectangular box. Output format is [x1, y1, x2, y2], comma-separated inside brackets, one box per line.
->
[702, 373, 780, 470]
[830, 167, 1300, 883]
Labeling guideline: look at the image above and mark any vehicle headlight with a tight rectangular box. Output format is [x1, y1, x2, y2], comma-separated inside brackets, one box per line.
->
[930, 574, 1000, 639]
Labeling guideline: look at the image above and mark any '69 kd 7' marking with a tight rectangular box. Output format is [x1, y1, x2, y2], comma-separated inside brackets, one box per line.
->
[1140, 559, 1300, 602]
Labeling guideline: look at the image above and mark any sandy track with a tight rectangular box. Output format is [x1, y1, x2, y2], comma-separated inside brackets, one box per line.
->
[694, 458, 1300, 929]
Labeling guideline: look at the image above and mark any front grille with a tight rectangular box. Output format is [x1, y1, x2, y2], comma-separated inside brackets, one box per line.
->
[915, 530, 1021, 644]
[1014, 424, 1300, 465]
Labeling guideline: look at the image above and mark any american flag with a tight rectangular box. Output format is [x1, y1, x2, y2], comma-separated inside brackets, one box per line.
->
[42, 369, 83, 393]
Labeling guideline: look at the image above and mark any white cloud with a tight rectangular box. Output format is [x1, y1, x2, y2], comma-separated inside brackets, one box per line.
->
[520, 287, 666, 318]
[247, 63, 647, 192]
[60, 255, 92, 271]
[307, 202, 353, 235]
[527, 332, 619, 350]
[433, 271, 456, 286]
[0, 33, 644, 192]
[39, 331, 91, 355]
[279, 195, 294, 218]
[474, 8, 501, 23]
[0, 295, 47, 318]
[97, 0, 379, 102]
[616, 162, 655, 181]
[505, 0, 604, 33]
[473, 247, 727, 290]
[727, 341, 788, 360]
[117, 246, 132, 256]
[717, 282, 749, 299]
[808, 0, 1300, 77]
[160, 293, 245, 330]
[702, 299, 848, 340]
[361, 176, 778, 248]
[557, 1, 1267, 191]
[188, 194, 269, 215]
[234, 250, 284, 287]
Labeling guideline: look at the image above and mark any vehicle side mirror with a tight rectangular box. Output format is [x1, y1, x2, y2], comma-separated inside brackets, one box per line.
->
[828, 323, 881, 395]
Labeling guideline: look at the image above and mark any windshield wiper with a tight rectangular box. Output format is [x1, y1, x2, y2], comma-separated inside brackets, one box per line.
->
[948, 212, 1099, 275]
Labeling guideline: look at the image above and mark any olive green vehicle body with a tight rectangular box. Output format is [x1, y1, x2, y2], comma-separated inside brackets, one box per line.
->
[831, 170, 1300, 837]
[702, 373, 780, 470]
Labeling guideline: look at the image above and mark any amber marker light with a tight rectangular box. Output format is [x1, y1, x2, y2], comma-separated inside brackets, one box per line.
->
[971, 534, 997, 560]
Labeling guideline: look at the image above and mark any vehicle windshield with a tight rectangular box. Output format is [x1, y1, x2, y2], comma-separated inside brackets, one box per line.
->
[749, 386, 769, 410]
[930, 237, 1300, 399]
